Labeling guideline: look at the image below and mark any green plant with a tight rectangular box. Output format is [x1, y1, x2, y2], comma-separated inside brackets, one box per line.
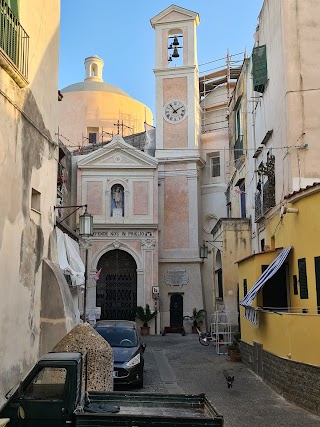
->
[136, 304, 157, 327]
[228, 332, 241, 352]
[191, 308, 206, 327]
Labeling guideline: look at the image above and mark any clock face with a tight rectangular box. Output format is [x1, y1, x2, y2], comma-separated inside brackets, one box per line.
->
[163, 100, 187, 123]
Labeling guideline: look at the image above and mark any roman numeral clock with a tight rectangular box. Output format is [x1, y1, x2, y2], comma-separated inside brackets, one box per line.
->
[163, 99, 187, 123]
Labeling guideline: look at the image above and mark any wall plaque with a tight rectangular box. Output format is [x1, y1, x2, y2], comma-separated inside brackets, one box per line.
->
[164, 267, 189, 287]
[93, 231, 153, 237]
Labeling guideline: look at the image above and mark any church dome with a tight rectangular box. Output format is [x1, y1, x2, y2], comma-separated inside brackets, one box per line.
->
[58, 56, 153, 150]
[61, 81, 130, 97]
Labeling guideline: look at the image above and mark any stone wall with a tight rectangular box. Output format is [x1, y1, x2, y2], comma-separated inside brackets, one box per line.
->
[240, 341, 320, 416]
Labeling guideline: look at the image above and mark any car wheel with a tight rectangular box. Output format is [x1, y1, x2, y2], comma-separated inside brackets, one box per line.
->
[136, 372, 144, 388]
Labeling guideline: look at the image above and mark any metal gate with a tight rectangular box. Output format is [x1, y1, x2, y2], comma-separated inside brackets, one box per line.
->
[96, 249, 137, 320]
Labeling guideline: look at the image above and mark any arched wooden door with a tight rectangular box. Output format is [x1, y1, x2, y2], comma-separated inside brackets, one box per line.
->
[96, 250, 137, 320]
[170, 294, 183, 328]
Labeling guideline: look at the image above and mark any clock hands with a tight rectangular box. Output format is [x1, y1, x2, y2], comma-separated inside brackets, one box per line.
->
[170, 104, 183, 114]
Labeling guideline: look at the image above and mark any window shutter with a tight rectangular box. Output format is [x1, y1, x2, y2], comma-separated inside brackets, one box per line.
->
[314, 257, 320, 314]
[243, 279, 247, 296]
[298, 258, 308, 299]
[293, 275, 298, 296]
[252, 45, 268, 93]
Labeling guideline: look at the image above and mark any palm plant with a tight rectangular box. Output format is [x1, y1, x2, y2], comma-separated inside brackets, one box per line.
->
[191, 308, 206, 327]
[136, 304, 157, 327]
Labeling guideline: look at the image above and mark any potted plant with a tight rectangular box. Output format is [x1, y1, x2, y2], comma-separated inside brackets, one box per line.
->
[228, 333, 241, 362]
[191, 308, 206, 333]
[136, 304, 157, 336]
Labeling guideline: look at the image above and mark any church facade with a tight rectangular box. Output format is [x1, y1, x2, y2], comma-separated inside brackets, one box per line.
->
[58, 5, 235, 333]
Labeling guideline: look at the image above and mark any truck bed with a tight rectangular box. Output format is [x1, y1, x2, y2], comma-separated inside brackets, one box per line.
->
[75, 391, 223, 426]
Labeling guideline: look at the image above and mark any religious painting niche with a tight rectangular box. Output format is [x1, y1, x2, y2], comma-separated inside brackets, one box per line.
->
[111, 184, 124, 217]
[96, 249, 137, 320]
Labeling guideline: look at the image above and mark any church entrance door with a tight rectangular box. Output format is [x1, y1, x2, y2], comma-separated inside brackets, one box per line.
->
[169, 294, 183, 328]
[96, 250, 137, 320]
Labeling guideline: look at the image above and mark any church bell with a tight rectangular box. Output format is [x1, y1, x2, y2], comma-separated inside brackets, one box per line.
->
[172, 47, 180, 58]
[172, 36, 179, 46]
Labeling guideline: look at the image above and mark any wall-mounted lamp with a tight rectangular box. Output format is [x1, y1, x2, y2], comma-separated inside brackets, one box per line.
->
[54, 204, 93, 237]
[54, 204, 93, 323]
[200, 242, 208, 259]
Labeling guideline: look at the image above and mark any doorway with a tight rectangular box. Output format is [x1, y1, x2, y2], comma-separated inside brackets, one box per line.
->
[169, 294, 183, 328]
[96, 249, 137, 320]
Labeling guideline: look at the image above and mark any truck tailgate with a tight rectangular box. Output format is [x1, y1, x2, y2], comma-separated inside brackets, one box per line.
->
[75, 391, 223, 426]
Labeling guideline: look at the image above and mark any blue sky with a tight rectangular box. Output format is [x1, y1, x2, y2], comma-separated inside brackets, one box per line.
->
[59, 1, 263, 118]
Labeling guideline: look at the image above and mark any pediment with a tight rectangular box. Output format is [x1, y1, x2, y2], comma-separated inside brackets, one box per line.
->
[150, 5, 199, 27]
[77, 134, 158, 169]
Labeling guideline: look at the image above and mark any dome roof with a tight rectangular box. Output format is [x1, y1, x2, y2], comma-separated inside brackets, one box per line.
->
[61, 80, 130, 97]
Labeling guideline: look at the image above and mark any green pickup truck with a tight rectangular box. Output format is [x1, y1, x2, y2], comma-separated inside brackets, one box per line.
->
[0, 352, 223, 426]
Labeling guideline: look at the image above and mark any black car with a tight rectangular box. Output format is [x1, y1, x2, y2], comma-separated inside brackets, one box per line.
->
[95, 320, 146, 387]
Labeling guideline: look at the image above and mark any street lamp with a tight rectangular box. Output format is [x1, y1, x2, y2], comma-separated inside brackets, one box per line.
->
[79, 206, 93, 238]
[55, 204, 93, 322]
[200, 242, 208, 259]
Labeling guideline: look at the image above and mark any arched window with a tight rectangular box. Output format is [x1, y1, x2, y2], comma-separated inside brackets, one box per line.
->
[111, 184, 124, 217]
[91, 64, 98, 77]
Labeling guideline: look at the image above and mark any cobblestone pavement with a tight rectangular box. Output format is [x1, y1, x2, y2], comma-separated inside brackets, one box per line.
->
[123, 334, 320, 427]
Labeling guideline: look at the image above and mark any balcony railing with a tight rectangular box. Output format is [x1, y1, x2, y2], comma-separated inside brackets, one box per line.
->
[234, 135, 244, 161]
[0, 0, 29, 81]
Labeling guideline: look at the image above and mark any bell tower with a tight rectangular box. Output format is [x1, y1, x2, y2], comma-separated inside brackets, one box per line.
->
[151, 6, 204, 331]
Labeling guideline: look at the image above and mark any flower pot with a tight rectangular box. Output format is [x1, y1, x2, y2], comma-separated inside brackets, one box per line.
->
[140, 326, 150, 336]
[229, 349, 241, 362]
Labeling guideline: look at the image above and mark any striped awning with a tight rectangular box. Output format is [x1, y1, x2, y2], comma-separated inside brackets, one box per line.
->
[240, 247, 292, 324]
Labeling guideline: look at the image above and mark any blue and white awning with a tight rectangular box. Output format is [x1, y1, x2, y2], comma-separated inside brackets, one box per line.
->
[240, 247, 292, 324]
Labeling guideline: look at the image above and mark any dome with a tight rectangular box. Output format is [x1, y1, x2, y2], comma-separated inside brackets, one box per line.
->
[58, 56, 153, 150]
[61, 81, 130, 97]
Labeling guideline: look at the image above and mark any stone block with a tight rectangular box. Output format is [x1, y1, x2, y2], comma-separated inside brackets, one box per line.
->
[53, 323, 113, 391]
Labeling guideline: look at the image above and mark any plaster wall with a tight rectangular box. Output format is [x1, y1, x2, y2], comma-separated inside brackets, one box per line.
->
[0, 0, 60, 407]
[158, 261, 203, 333]
[163, 77, 188, 148]
[249, 0, 320, 213]
[213, 220, 251, 326]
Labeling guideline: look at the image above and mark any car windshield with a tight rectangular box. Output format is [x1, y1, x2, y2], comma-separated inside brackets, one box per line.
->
[95, 327, 138, 347]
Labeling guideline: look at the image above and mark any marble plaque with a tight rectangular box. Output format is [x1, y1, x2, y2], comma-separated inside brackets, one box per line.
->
[164, 267, 189, 287]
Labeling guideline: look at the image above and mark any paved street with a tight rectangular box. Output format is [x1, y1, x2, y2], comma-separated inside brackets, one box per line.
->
[134, 334, 320, 427]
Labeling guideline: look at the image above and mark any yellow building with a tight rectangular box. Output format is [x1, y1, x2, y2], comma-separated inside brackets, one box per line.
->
[58, 56, 153, 150]
[238, 184, 320, 414]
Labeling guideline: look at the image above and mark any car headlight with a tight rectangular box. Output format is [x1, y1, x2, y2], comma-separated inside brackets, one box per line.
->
[125, 353, 141, 367]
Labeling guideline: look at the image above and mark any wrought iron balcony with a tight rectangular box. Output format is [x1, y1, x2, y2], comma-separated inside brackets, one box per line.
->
[234, 135, 244, 161]
[255, 179, 276, 221]
[0, 0, 29, 85]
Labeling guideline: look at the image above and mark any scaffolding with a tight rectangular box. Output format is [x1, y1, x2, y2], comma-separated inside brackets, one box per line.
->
[199, 51, 245, 134]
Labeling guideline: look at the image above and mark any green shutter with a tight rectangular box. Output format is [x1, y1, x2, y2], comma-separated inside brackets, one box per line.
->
[314, 257, 320, 314]
[252, 45, 268, 93]
[7, 0, 19, 18]
[298, 258, 309, 299]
